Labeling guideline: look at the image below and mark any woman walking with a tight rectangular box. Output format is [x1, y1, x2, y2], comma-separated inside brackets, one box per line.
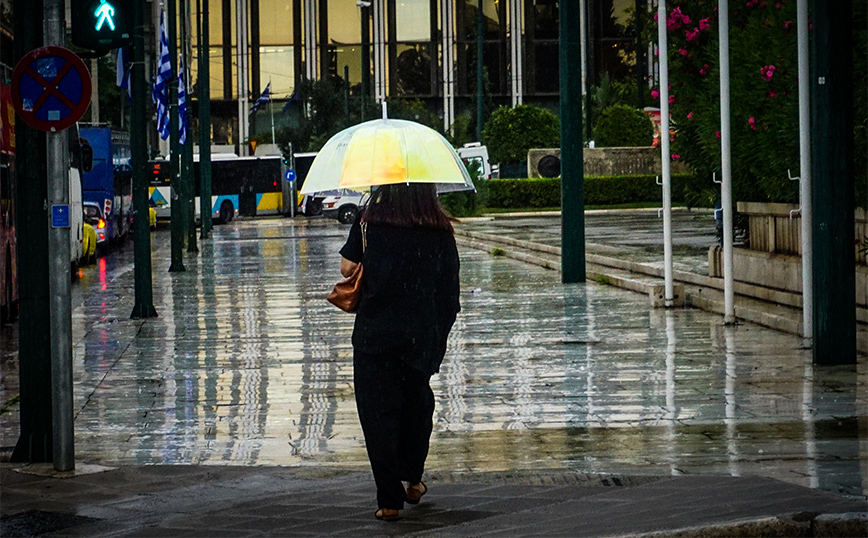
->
[338, 183, 461, 521]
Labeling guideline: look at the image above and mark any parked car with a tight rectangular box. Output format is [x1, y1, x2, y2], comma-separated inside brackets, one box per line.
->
[82, 223, 97, 264]
[321, 190, 367, 224]
[83, 202, 108, 251]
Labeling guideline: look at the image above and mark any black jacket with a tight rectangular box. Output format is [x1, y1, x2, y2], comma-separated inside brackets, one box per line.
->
[340, 217, 460, 375]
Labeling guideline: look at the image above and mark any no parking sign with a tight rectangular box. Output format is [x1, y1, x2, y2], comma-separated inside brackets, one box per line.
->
[11, 46, 92, 133]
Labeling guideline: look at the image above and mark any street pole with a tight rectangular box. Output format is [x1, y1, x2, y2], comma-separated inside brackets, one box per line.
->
[718, 0, 735, 324]
[197, 0, 213, 239]
[796, 0, 812, 347]
[360, 1, 370, 121]
[131, 0, 158, 319]
[476, 0, 484, 141]
[10, 0, 52, 464]
[45, 0, 74, 472]
[181, 0, 197, 254]
[168, 0, 186, 272]
[560, 0, 586, 283]
[811, 0, 856, 365]
[657, 0, 674, 305]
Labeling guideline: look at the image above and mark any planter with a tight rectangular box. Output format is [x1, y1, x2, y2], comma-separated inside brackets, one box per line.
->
[527, 147, 689, 178]
[709, 202, 868, 307]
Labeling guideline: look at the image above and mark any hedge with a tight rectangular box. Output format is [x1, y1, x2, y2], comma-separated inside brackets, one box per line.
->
[476, 175, 697, 209]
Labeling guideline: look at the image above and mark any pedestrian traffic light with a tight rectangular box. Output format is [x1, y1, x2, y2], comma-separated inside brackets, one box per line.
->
[71, 0, 133, 51]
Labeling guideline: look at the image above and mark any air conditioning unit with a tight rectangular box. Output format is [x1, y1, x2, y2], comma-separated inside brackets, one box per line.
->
[527, 148, 561, 178]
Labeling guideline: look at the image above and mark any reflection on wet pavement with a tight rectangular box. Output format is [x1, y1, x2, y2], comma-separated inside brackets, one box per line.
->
[1, 217, 865, 502]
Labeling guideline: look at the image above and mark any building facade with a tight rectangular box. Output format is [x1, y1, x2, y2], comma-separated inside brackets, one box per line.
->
[185, 0, 640, 147]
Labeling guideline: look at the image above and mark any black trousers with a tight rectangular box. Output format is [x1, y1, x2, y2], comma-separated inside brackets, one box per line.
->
[353, 348, 435, 510]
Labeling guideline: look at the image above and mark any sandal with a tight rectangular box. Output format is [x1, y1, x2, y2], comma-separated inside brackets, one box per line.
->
[405, 482, 427, 504]
[375, 508, 400, 521]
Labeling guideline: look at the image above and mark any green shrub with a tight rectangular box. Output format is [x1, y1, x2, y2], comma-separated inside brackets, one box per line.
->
[482, 105, 560, 164]
[477, 175, 700, 209]
[593, 105, 655, 148]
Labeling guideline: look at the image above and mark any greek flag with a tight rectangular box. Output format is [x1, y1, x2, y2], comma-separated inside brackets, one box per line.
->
[178, 55, 188, 145]
[116, 46, 131, 98]
[153, 11, 171, 140]
[282, 90, 299, 112]
[250, 82, 271, 113]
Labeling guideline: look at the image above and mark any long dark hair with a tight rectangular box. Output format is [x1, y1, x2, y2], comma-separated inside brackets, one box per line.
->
[362, 183, 454, 232]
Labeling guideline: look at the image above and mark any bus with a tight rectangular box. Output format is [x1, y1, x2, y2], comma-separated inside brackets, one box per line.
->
[79, 127, 132, 243]
[149, 155, 285, 223]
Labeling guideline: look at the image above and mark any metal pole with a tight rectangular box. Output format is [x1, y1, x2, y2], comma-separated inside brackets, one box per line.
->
[181, 0, 197, 254]
[90, 58, 99, 123]
[198, 0, 213, 239]
[476, 0, 484, 141]
[718, 0, 735, 324]
[797, 0, 812, 347]
[168, 0, 186, 272]
[45, 0, 74, 472]
[131, 0, 158, 319]
[811, 0, 856, 365]
[360, 1, 370, 121]
[240, 0, 249, 154]
[657, 0, 674, 304]
[560, 0, 586, 283]
[10, 0, 52, 464]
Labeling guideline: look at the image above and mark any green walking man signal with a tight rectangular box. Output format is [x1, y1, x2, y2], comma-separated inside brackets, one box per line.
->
[94, 1, 116, 32]
[71, 0, 132, 51]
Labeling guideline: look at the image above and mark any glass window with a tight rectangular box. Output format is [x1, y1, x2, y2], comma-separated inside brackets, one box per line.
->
[259, 47, 296, 97]
[533, 42, 558, 93]
[395, 43, 431, 95]
[533, 0, 558, 40]
[334, 44, 362, 86]
[460, 0, 500, 40]
[328, 0, 361, 44]
[259, 0, 294, 45]
[396, 0, 430, 42]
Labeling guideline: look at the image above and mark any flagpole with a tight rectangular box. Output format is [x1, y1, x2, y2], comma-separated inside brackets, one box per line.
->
[270, 78, 276, 144]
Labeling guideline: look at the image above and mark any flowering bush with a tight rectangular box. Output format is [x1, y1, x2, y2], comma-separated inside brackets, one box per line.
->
[646, 1, 866, 205]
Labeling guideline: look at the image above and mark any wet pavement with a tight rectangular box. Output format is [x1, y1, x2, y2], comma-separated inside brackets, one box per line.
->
[1, 213, 866, 536]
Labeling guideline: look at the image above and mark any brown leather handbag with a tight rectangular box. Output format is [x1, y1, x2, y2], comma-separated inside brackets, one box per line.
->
[327, 262, 363, 312]
[327, 223, 366, 312]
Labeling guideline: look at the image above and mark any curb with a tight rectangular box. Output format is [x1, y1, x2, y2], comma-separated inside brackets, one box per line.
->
[614, 512, 867, 538]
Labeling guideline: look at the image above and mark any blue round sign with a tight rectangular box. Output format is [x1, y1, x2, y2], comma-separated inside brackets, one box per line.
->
[285, 169, 296, 182]
[11, 46, 92, 132]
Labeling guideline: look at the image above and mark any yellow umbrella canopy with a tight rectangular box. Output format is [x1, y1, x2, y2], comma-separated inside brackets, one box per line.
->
[299, 118, 474, 195]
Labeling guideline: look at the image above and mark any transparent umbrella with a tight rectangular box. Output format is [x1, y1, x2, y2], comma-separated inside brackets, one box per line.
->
[299, 107, 474, 195]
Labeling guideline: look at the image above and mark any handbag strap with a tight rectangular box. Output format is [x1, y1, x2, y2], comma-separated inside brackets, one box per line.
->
[361, 222, 367, 253]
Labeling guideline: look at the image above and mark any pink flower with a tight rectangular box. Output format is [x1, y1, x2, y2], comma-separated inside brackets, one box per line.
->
[680, 48, 689, 56]
[699, 18, 711, 31]
[651, 89, 660, 99]
[667, 7, 691, 30]
[767, 90, 779, 98]
[700, 64, 711, 76]
[715, 130, 721, 139]
[671, 153, 681, 161]
[749, 117, 757, 130]
[760, 65, 776, 81]
[687, 111, 694, 120]
[783, 20, 793, 29]
[686, 28, 701, 42]
[669, 95, 676, 105]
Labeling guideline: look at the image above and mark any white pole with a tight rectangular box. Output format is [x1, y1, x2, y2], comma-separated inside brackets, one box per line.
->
[797, 0, 812, 346]
[241, 0, 250, 154]
[236, 0, 244, 155]
[719, 0, 735, 324]
[270, 79, 276, 144]
[657, 0, 674, 304]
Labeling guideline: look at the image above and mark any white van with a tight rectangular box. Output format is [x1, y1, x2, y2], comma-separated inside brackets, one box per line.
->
[457, 143, 498, 179]
[68, 168, 84, 270]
